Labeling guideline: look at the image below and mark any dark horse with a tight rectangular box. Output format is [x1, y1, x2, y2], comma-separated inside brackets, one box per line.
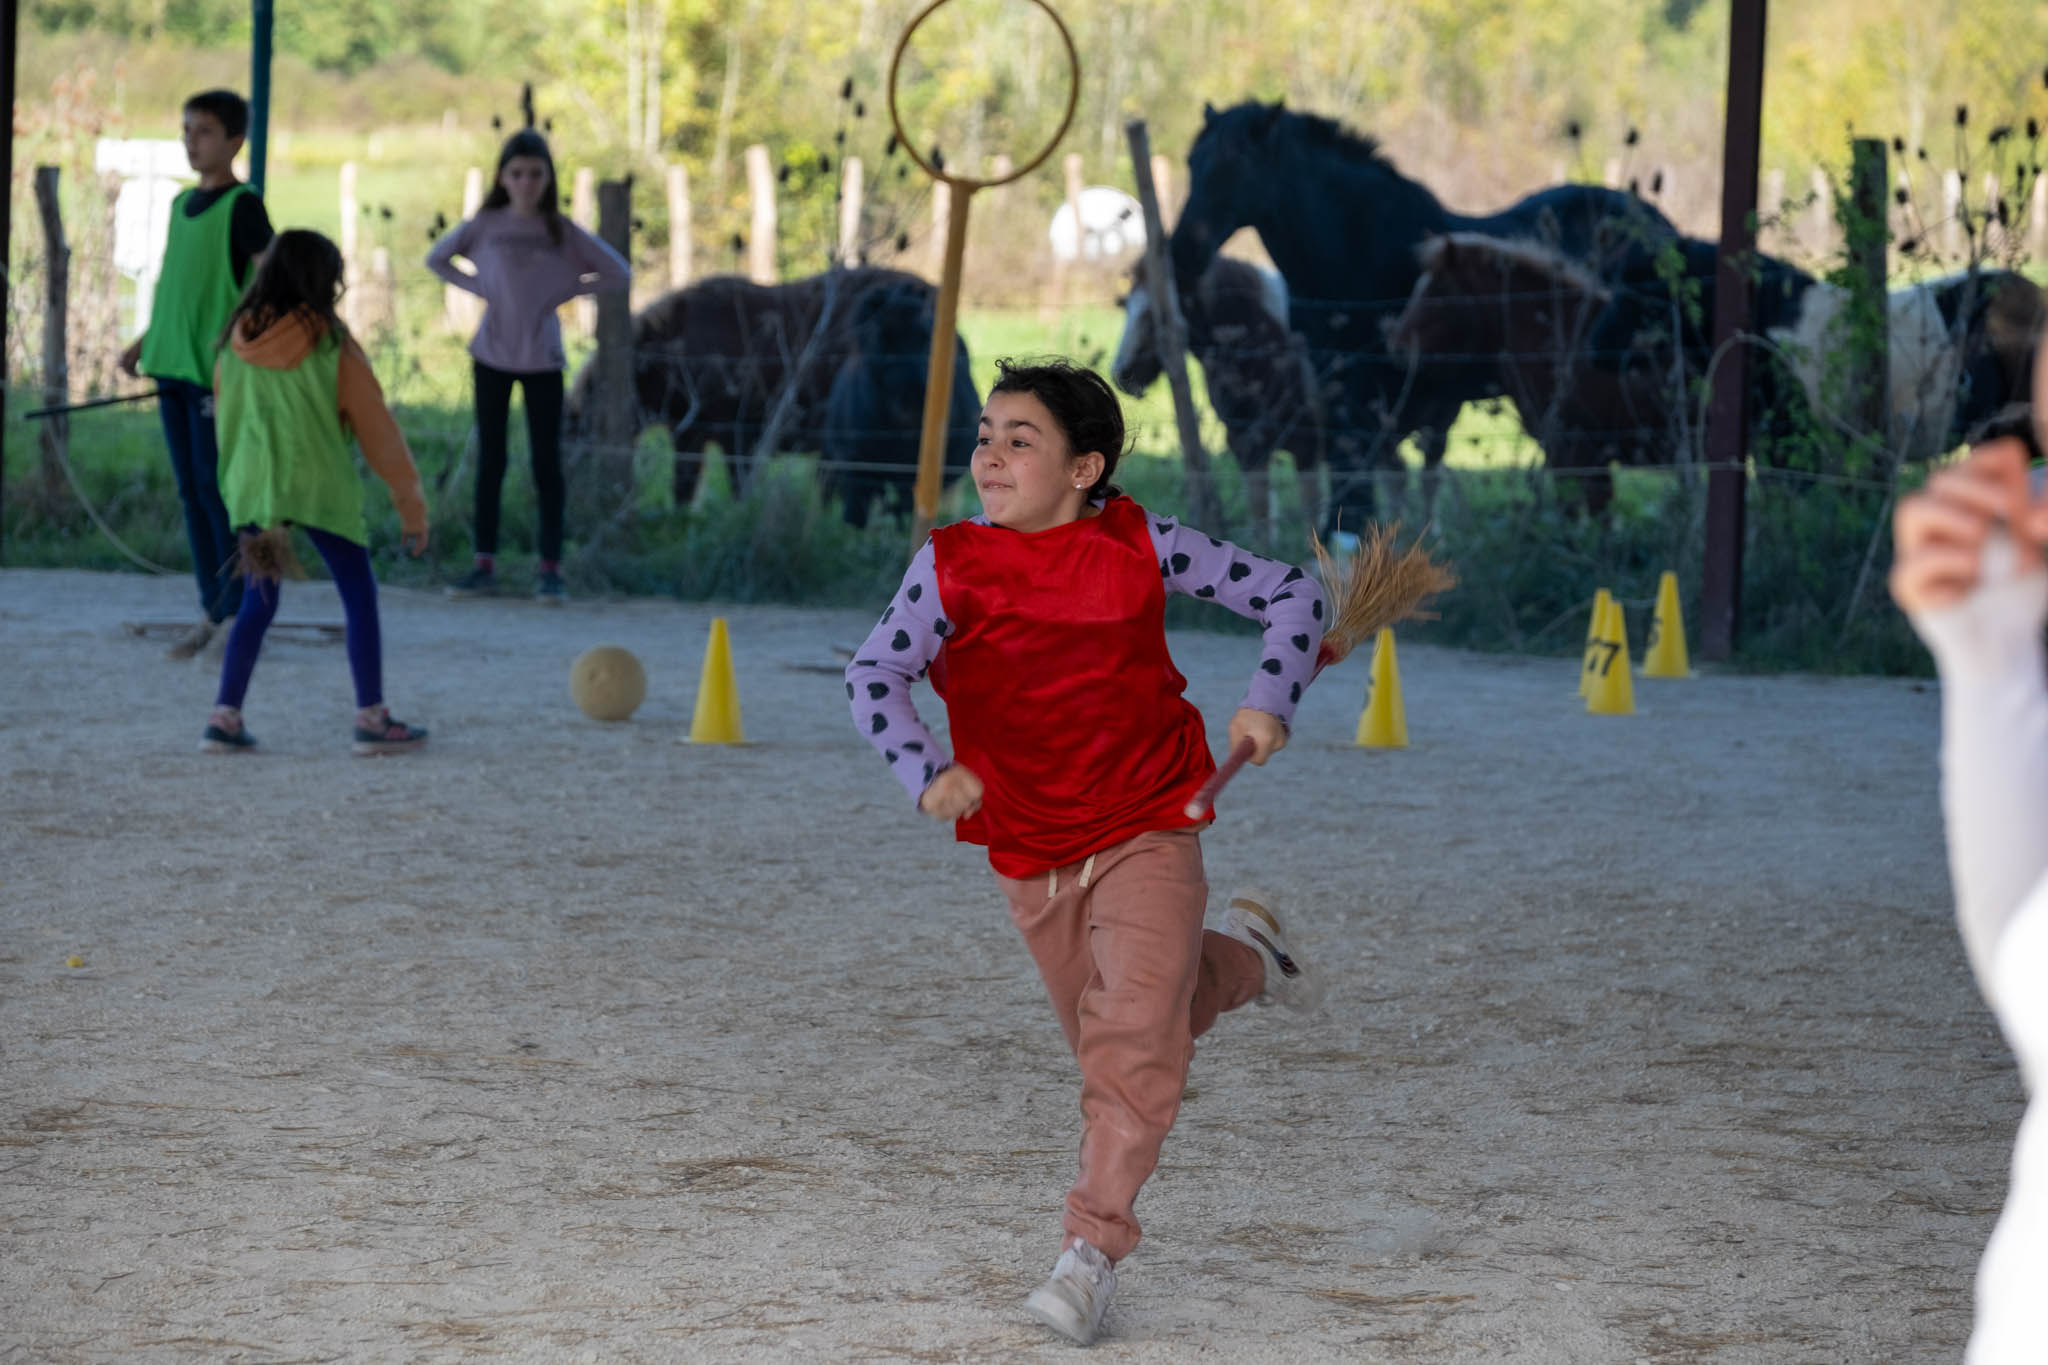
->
[566, 267, 978, 522]
[1111, 252, 1323, 542]
[1385, 234, 1646, 514]
[820, 282, 979, 527]
[1171, 100, 1678, 530]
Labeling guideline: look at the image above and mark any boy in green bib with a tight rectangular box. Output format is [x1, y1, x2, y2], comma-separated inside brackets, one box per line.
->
[118, 89, 274, 659]
[202, 230, 431, 757]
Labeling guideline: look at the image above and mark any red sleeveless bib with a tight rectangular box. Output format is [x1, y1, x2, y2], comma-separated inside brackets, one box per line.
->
[930, 496, 1215, 877]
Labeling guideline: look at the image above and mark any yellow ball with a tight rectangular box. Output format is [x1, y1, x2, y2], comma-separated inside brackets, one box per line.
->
[65, 956, 85, 968]
[569, 645, 648, 722]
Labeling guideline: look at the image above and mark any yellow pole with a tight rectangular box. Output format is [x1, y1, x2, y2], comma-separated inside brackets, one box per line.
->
[889, 0, 1078, 555]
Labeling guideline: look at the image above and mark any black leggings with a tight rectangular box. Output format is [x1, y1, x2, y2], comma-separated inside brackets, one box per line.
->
[473, 360, 566, 561]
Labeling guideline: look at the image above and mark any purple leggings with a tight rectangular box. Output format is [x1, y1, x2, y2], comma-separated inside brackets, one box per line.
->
[215, 525, 383, 710]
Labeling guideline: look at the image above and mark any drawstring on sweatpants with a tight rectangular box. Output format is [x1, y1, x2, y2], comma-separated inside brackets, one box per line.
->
[1047, 852, 1100, 899]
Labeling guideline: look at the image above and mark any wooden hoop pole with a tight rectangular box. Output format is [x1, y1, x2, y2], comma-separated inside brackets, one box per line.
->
[888, 0, 1080, 548]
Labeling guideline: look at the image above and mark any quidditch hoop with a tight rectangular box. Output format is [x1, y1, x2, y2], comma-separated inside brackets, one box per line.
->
[886, 0, 1081, 191]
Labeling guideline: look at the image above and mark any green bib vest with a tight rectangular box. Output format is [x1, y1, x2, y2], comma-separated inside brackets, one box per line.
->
[215, 332, 370, 546]
[140, 185, 254, 388]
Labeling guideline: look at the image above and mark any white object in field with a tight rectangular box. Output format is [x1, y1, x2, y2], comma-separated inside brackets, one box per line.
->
[96, 139, 196, 337]
[1049, 187, 1147, 264]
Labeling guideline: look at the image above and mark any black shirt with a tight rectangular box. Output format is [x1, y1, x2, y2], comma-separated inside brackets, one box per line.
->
[184, 183, 276, 282]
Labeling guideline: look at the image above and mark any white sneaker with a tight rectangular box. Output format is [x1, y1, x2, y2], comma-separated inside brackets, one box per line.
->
[1221, 888, 1323, 1012]
[1023, 1240, 1116, 1346]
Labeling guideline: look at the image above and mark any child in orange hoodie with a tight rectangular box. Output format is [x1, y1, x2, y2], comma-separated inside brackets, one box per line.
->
[203, 229, 432, 756]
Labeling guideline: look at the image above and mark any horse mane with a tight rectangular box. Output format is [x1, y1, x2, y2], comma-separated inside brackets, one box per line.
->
[1285, 109, 1397, 171]
[1417, 231, 1610, 301]
[1201, 100, 1399, 173]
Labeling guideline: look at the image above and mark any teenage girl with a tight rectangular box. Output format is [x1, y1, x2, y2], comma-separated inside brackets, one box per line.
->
[845, 358, 1327, 1346]
[203, 229, 430, 756]
[427, 129, 630, 602]
[1889, 338, 2048, 1365]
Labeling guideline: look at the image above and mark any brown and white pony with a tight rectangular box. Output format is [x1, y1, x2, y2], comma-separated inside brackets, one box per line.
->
[1385, 233, 1669, 515]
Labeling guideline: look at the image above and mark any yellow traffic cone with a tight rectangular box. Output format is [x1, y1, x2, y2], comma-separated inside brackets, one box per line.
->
[1579, 587, 1613, 697]
[1356, 627, 1408, 748]
[1586, 597, 1635, 716]
[1641, 570, 1691, 679]
[689, 617, 745, 743]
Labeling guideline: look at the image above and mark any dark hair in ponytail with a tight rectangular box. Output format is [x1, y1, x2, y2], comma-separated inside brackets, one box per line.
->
[218, 228, 346, 349]
[987, 357, 1128, 500]
[481, 128, 566, 246]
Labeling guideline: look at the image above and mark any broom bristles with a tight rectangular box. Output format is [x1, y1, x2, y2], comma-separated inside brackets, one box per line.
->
[1310, 523, 1456, 667]
[232, 526, 307, 584]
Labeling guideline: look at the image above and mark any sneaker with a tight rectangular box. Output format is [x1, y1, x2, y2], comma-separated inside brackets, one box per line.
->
[446, 565, 498, 598]
[352, 706, 429, 756]
[200, 706, 258, 754]
[164, 619, 215, 660]
[1024, 1240, 1116, 1346]
[534, 570, 567, 604]
[1221, 888, 1323, 1012]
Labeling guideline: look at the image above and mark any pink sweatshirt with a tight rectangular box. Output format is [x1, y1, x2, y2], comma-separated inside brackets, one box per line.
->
[425, 207, 631, 373]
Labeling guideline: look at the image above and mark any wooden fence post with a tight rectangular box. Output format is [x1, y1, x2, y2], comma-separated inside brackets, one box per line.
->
[1983, 172, 2005, 257]
[368, 246, 396, 341]
[745, 143, 777, 285]
[1050, 150, 1083, 312]
[837, 155, 863, 266]
[1149, 152, 1175, 228]
[666, 161, 691, 288]
[1848, 139, 1889, 444]
[1808, 166, 1832, 255]
[35, 165, 70, 501]
[445, 166, 484, 331]
[2030, 173, 2048, 262]
[1942, 169, 1963, 260]
[591, 178, 638, 487]
[338, 160, 360, 333]
[1124, 119, 1218, 530]
[572, 168, 597, 335]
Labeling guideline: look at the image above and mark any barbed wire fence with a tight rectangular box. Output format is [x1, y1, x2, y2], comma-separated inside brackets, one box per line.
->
[3, 100, 2041, 669]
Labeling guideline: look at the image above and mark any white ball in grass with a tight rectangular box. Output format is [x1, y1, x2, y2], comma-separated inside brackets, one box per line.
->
[570, 645, 647, 722]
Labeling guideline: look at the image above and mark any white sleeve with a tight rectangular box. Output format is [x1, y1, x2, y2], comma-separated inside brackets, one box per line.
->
[1909, 533, 2048, 996]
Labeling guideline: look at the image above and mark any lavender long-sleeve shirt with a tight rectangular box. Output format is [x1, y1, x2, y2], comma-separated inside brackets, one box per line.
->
[425, 207, 631, 373]
[845, 506, 1327, 804]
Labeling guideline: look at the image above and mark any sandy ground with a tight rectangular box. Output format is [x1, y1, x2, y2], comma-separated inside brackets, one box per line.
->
[0, 566, 2021, 1364]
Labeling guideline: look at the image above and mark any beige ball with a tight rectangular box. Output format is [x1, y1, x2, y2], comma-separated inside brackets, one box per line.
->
[570, 645, 648, 722]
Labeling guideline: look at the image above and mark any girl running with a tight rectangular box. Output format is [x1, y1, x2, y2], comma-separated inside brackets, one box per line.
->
[427, 129, 631, 602]
[202, 229, 430, 757]
[844, 358, 1327, 1346]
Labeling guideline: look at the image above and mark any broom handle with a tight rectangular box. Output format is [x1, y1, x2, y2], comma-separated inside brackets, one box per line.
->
[1183, 736, 1257, 820]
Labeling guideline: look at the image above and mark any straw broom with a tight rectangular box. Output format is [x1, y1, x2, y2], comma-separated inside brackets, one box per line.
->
[1305, 522, 1457, 674]
[1185, 523, 1455, 817]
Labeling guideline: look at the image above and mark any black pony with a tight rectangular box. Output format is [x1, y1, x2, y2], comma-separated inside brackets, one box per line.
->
[820, 282, 979, 528]
[1171, 100, 1677, 529]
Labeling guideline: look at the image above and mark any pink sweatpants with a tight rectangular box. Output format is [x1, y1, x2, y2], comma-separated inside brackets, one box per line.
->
[995, 827, 1265, 1262]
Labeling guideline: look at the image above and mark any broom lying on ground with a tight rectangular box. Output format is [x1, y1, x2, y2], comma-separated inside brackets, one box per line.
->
[1184, 524, 1457, 819]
